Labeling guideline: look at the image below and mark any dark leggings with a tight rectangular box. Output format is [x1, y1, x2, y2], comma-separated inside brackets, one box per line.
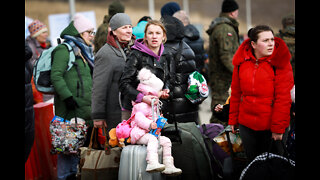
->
[239, 124, 288, 162]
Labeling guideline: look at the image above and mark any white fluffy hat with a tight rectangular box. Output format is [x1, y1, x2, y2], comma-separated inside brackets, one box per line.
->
[137, 68, 164, 93]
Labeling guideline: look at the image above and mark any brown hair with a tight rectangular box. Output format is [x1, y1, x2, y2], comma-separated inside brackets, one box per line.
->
[144, 20, 167, 43]
[248, 25, 274, 43]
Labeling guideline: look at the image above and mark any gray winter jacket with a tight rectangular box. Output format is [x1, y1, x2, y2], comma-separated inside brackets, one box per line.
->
[91, 40, 127, 132]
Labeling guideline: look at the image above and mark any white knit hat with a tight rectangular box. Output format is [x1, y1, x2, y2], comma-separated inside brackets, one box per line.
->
[73, 13, 95, 34]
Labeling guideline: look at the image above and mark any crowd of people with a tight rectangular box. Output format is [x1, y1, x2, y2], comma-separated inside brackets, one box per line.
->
[25, 0, 295, 179]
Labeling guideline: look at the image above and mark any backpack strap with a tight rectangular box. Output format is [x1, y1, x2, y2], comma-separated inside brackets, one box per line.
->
[62, 42, 76, 71]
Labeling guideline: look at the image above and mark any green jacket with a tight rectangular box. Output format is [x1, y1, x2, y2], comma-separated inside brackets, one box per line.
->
[93, 15, 111, 54]
[51, 22, 92, 123]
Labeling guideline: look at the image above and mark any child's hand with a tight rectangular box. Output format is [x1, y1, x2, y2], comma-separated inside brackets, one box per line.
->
[150, 122, 157, 129]
[214, 104, 223, 112]
[159, 89, 170, 99]
[143, 95, 159, 105]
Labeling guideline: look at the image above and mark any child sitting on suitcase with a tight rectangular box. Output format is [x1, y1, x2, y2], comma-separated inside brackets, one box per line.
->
[129, 68, 182, 176]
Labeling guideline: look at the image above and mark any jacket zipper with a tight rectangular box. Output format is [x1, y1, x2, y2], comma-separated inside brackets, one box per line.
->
[252, 59, 259, 123]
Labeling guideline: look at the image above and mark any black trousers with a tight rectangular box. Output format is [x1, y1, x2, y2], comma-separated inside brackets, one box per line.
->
[239, 124, 288, 162]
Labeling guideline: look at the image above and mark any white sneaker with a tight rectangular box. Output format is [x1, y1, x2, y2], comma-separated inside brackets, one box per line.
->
[146, 162, 165, 173]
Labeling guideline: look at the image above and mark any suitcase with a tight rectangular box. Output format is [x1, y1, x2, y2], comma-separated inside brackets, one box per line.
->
[118, 145, 165, 180]
[162, 122, 213, 180]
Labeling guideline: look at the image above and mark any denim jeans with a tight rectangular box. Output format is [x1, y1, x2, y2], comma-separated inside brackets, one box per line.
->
[57, 153, 79, 180]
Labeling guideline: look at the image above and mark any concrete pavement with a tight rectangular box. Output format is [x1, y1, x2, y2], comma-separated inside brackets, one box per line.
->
[198, 93, 212, 125]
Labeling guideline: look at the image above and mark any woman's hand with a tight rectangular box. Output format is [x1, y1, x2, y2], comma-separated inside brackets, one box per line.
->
[272, 132, 283, 141]
[93, 119, 107, 129]
[230, 125, 235, 134]
[159, 89, 170, 99]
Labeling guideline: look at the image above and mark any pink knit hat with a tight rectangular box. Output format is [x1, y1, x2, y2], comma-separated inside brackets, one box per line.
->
[28, 20, 48, 38]
[73, 13, 95, 34]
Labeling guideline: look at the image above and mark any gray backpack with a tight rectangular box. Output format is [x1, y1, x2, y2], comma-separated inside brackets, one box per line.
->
[33, 42, 75, 94]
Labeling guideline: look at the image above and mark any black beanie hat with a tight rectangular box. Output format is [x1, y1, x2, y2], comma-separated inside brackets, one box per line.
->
[161, 2, 181, 17]
[222, 0, 239, 13]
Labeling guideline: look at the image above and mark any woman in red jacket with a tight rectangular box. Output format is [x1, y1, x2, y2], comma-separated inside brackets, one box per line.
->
[229, 25, 294, 161]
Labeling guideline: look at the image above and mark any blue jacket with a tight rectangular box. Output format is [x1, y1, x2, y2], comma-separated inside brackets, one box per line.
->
[133, 21, 148, 39]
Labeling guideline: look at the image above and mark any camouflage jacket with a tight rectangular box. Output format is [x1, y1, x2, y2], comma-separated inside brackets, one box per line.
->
[206, 13, 239, 76]
[276, 26, 295, 79]
[93, 15, 111, 54]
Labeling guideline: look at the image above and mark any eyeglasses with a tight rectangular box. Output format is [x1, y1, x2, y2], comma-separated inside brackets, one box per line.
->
[86, 31, 95, 36]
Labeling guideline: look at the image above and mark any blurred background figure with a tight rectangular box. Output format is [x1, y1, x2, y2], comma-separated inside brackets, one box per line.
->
[26, 19, 50, 66]
[276, 14, 295, 81]
[160, 1, 181, 17]
[26, 19, 52, 103]
[94, 0, 125, 54]
[173, 10, 208, 82]
[132, 16, 152, 39]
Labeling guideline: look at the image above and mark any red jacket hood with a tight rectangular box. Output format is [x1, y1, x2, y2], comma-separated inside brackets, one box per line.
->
[232, 37, 291, 69]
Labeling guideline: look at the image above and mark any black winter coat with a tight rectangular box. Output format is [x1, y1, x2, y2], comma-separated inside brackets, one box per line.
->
[161, 15, 199, 124]
[119, 49, 170, 111]
[162, 41, 198, 124]
[25, 41, 35, 162]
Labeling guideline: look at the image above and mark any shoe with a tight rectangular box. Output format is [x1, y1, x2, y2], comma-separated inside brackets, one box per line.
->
[161, 156, 182, 176]
[146, 162, 166, 173]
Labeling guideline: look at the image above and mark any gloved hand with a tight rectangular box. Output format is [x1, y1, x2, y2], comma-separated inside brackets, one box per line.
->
[64, 96, 79, 110]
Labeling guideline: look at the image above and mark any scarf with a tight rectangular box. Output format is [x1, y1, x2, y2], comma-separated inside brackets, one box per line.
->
[131, 38, 164, 61]
[106, 31, 129, 49]
[63, 35, 94, 64]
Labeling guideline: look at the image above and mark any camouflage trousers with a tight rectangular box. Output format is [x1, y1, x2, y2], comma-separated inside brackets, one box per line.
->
[209, 77, 231, 126]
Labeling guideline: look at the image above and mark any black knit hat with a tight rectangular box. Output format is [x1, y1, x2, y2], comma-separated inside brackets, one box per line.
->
[222, 0, 239, 13]
[161, 2, 181, 17]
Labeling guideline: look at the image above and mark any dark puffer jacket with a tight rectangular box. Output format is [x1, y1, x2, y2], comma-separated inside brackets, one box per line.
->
[162, 15, 198, 124]
[183, 24, 207, 78]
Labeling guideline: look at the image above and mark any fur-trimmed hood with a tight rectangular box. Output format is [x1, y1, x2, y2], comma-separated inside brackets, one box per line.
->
[232, 37, 291, 69]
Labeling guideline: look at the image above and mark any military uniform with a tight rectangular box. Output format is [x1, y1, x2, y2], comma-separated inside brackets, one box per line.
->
[206, 13, 239, 124]
[94, 15, 111, 54]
